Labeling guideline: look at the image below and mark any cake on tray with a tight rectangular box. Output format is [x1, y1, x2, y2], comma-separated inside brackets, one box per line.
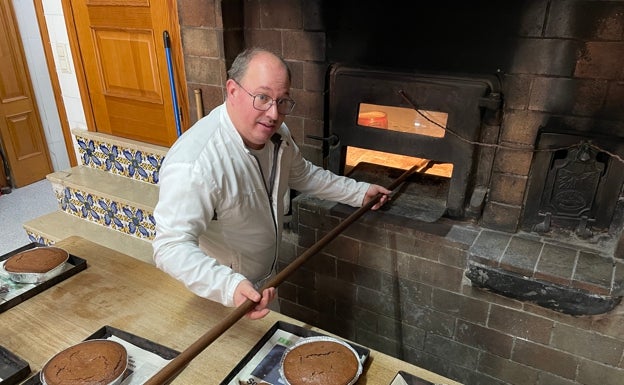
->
[41, 339, 127, 385]
[4, 247, 68, 273]
[280, 337, 361, 385]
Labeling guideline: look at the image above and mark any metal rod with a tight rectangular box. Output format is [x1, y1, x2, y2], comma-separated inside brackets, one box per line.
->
[143, 164, 420, 385]
[163, 31, 182, 137]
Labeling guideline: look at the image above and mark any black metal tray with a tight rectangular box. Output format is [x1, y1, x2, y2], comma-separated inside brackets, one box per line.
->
[21, 325, 180, 384]
[220, 320, 370, 385]
[0, 243, 87, 314]
[391, 370, 438, 385]
[0, 345, 30, 385]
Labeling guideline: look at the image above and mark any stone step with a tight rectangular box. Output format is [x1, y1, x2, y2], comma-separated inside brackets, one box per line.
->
[24, 130, 166, 264]
[23, 210, 154, 264]
[71, 128, 168, 186]
[45, 165, 158, 241]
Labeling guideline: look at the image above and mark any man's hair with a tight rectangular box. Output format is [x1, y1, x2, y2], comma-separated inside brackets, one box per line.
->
[227, 47, 292, 83]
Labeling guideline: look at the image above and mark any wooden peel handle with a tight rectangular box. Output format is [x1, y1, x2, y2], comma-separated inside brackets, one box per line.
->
[144, 164, 419, 385]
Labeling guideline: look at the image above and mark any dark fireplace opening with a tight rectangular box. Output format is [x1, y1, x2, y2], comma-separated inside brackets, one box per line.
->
[322, 64, 502, 222]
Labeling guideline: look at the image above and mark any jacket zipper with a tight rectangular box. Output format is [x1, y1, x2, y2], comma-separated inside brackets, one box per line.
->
[250, 135, 282, 284]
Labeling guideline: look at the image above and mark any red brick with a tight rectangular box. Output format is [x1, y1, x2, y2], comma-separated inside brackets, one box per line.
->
[513, 339, 578, 379]
[489, 305, 553, 344]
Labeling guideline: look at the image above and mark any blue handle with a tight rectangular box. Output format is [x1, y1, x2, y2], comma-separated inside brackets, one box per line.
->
[164, 31, 182, 137]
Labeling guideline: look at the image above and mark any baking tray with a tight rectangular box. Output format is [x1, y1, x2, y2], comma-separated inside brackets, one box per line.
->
[220, 320, 370, 385]
[0, 243, 87, 314]
[0, 344, 30, 385]
[390, 370, 438, 385]
[21, 325, 181, 385]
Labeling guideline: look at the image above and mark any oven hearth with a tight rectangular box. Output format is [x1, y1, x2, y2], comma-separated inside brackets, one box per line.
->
[347, 162, 449, 223]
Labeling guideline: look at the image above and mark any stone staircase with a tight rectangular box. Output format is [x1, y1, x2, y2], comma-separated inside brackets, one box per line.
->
[23, 129, 168, 264]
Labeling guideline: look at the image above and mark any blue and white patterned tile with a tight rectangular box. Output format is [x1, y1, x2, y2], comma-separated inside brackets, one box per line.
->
[26, 232, 54, 246]
[59, 186, 156, 240]
[75, 135, 163, 185]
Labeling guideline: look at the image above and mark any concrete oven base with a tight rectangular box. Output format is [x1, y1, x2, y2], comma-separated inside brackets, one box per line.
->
[278, 193, 624, 385]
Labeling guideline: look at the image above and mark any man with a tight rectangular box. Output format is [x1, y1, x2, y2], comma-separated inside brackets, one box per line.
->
[153, 48, 391, 319]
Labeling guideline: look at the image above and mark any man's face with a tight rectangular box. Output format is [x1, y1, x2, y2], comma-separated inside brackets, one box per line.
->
[226, 53, 291, 150]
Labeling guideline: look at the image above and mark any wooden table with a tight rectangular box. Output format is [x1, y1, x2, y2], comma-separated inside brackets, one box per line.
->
[1, 236, 461, 384]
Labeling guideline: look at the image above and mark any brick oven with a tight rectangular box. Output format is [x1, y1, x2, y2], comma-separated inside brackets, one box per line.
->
[178, 1, 624, 384]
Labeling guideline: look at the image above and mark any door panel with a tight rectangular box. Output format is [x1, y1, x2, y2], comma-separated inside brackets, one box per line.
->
[0, 0, 53, 187]
[69, 0, 185, 146]
[95, 29, 162, 101]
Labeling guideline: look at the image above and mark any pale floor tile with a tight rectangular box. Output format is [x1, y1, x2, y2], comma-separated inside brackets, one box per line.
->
[0, 179, 58, 256]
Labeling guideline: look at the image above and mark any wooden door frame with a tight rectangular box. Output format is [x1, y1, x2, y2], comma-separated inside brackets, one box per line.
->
[60, 0, 97, 137]
[33, 0, 77, 167]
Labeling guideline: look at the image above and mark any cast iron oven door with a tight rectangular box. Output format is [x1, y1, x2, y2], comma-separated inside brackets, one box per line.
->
[523, 130, 624, 237]
[325, 64, 501, 219]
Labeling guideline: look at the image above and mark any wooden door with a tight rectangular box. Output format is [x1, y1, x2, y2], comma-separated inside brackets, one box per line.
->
[0, 0, 53, 188]
[67, 0, 187, 147]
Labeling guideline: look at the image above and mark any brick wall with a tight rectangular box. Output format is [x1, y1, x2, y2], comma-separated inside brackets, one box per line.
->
[481, 0, 624, 234]
[177, 0, 328, 165]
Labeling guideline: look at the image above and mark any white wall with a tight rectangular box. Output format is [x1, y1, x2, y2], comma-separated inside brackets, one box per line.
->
[11, 0, 86, 171]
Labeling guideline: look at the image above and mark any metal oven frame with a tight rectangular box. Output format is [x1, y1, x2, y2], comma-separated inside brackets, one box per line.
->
[324, 64, 502, 218]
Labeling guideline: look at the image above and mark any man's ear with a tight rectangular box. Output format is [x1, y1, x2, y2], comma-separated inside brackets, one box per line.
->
[225, 79, 237, 98]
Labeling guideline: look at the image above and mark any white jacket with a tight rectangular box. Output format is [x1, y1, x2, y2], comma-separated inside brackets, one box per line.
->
[152, 103, 370, 307]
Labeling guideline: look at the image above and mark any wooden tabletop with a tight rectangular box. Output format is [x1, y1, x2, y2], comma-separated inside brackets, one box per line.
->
[0, 236, 461, 385]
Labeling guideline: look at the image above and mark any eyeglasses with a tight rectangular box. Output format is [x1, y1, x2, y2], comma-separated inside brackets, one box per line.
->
[233, 80, 296, 115]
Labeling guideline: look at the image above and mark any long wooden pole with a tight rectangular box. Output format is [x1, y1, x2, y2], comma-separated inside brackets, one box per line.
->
[144, 164, 420, 385]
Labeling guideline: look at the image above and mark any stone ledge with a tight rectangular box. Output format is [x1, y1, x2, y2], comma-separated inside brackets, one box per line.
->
[466, 262, 622, 316]
[469, 229, 624, 296]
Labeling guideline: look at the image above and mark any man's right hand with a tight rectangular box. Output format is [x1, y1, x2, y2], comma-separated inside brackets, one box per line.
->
[234, 280, 276, 320]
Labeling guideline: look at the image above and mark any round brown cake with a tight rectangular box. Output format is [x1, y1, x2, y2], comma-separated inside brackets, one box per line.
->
[281, 338, 360, 385]
[4, 247, 68, 273]
[41, 340, 127, 385]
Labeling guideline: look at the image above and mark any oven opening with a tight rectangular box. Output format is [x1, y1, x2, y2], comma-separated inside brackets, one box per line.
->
[345, 103, 454, 180]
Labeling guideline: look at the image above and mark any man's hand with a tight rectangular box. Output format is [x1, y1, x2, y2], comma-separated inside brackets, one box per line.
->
[363, 184, 392, 210]
[234, 280, 276, 320]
